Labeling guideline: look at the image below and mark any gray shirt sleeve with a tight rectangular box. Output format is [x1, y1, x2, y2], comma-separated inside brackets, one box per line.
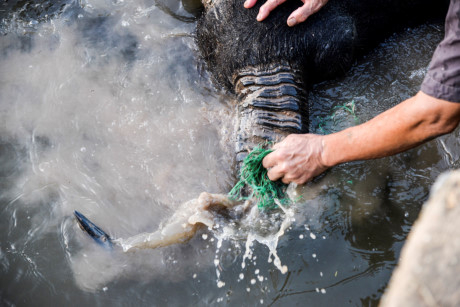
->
[421, 0, 460, 103]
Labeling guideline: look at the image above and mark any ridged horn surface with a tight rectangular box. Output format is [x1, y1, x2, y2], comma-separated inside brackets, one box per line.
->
[233, 63, 308, 161]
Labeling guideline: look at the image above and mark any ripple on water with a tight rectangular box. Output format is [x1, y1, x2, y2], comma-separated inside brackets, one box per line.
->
[0, 1, 453, 306]
[0, 142, 20, 178]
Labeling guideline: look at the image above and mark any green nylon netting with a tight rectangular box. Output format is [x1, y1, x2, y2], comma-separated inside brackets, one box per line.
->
[228, 146, 289, 210]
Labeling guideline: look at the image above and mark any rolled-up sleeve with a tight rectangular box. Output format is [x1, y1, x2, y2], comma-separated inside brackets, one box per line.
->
[421, 0, 460, 103]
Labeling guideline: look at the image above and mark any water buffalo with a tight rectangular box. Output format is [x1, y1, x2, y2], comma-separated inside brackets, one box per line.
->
[74, 0, 450, 251]
[195, 0, 449, 161]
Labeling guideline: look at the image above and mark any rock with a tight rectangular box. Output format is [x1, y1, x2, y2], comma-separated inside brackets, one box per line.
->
[381, 170, 460, 307]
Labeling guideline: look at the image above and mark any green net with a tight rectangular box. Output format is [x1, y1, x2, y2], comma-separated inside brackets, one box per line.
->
[228, 146, 289, 210]
[317, 100, 359, 135]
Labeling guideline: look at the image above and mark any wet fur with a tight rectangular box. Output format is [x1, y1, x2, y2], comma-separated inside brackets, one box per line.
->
[196, 0, 448, 91]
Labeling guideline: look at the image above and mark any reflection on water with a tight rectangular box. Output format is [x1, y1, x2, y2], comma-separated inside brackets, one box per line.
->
[0, 1, 456, 306]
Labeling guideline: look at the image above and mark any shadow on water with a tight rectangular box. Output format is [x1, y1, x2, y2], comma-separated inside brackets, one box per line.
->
[0, 1, 456, 306]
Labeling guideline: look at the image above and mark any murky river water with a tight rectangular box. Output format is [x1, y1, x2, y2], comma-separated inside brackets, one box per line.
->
[0, 1, 456, 306]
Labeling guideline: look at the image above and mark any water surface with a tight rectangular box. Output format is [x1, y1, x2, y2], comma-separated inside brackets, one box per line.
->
[0, 1, 456, 306]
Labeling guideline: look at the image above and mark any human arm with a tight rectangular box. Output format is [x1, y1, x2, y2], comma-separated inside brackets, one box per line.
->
[262, 91, 460, 184]
[244, 0, 329, 27]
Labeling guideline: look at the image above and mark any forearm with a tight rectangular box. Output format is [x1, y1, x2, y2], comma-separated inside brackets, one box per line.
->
[322, 91, 460, 167]
[263, 91, 460, 184]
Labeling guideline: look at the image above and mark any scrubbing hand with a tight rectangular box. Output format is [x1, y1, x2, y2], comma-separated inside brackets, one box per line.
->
[228, 146, 289, 210]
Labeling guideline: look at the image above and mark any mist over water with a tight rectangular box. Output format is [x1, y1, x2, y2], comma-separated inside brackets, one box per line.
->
[0, 0, 236, 302]
[0, 1, 457, 306]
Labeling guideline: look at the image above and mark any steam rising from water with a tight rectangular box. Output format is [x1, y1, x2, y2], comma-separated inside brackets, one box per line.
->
[0, 0, 239, 290]
[1, 0, 298, 293]
[1, 1, 457, 305]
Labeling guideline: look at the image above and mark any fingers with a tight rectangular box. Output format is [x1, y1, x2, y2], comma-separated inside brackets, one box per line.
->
[262, 150, 276, 169]
[257, 0, 288, 21]
[263, 151, 285, 181]
[245, 0, 328, 26]
[266, 164, 284, 182]
[264, 153, 295, 183]
[244, 0, 258, 9]
[267, 164, 312, 184]
[287, 0, 328, 27]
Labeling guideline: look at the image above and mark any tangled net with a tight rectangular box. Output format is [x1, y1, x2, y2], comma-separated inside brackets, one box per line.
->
[228, 146, 289, 210]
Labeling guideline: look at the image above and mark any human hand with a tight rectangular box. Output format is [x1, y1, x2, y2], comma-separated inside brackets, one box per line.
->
[262, 134, 329, 184]
[244, 0, 329, 27]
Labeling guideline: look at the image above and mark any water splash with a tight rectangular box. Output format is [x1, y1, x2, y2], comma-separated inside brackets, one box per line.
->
[0, 0, 454, 305]
[240, 201, 293, 274]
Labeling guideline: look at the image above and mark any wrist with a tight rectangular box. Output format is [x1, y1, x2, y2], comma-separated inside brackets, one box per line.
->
[320, 134, 339, 168]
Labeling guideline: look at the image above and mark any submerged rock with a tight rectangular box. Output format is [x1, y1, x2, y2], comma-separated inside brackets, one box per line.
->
[381, 170, 460, 306]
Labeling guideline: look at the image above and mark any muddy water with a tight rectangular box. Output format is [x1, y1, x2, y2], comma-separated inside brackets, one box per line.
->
[0, 1, 455, 306]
